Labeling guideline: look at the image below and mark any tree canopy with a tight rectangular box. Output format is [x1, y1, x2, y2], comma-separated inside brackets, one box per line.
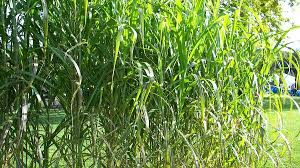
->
[220, 0, 299, 32]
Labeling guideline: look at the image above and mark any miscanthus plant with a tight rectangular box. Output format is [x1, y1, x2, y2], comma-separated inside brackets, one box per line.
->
[0, 0, 296, 167]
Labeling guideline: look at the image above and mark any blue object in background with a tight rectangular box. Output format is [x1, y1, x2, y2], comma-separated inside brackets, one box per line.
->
[296, 90, 300, 96]
[271, 86, 278, 93]
[288, 89, 293, 95]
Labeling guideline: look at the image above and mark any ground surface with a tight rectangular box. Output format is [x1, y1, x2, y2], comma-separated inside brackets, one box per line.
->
[263, 96, 300, 168]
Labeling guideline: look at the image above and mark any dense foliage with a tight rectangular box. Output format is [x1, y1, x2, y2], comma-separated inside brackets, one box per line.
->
[0, 0, 296, 167]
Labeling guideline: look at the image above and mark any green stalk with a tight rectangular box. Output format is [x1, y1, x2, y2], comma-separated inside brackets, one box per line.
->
[41, 0, 49, 166]
[9, 0, 23, 164]
[0, 3, 8, 163]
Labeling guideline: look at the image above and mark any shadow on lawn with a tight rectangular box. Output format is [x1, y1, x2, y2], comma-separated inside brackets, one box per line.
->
[35, 110, 65, 125]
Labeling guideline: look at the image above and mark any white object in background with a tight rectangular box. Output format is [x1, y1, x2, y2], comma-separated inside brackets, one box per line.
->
[283, 73, 295, 88]
[273, 73, 295, 89]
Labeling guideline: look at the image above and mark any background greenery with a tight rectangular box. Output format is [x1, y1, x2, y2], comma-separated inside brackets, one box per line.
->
[0, 0, 298, 167]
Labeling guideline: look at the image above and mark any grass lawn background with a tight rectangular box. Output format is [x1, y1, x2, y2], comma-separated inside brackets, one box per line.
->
[263, 96, 300, 168]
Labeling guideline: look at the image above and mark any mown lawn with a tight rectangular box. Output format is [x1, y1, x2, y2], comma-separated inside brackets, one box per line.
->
[263, 96, 300, 168]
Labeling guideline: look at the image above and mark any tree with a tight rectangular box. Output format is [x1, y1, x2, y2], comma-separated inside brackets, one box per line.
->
[219, 0, 299, 32]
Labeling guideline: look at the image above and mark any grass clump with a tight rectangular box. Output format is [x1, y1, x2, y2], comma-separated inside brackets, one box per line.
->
[0, 0, 296, 167]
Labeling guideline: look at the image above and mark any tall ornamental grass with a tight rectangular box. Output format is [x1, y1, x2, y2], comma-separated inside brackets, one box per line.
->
[0, 0, 296, 167]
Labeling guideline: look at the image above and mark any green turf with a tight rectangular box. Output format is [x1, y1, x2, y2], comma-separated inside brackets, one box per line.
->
[263, 96, 300, 168]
